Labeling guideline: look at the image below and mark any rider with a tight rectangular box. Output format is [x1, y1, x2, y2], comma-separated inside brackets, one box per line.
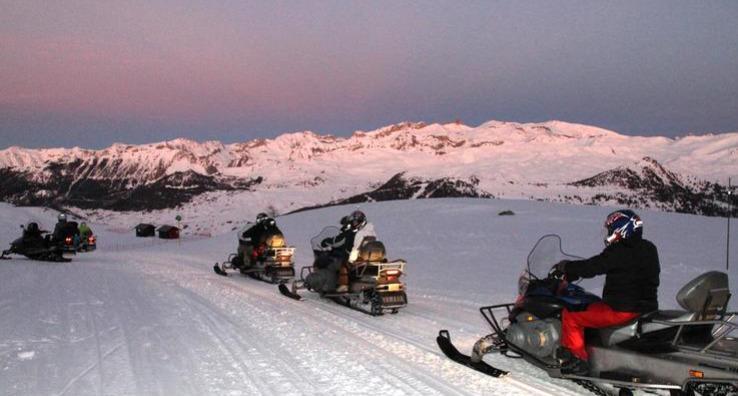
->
[78, 222, 93, 239]
[307, 210, 376, 293]
[551, 209, 660, 375]
[23, 222, 46, 249]
[334, 210, 375, 293]
[233, 213, 282, 269]
[52, 213, 79, 245]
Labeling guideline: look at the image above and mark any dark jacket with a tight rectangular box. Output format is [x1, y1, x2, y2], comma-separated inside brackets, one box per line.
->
[52, 221, 79, 242]
[565, 237, 660, 313]
[240, 222, 282, 247]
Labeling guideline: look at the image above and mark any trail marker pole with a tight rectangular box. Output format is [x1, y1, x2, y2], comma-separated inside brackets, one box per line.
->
[728, 178, 734, 271]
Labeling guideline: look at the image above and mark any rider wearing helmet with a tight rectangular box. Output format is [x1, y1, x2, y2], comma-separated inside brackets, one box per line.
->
[233, 212, 282, 269]
[551, 209, 660, 375]
[334, 210, 375, 293]
[52, 213, 78, 244]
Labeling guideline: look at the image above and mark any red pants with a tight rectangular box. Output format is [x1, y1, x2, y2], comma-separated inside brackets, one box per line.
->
[561, 302, 640, 361]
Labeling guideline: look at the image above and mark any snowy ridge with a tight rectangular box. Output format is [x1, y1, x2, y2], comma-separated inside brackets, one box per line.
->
[0, 119, 737, 231]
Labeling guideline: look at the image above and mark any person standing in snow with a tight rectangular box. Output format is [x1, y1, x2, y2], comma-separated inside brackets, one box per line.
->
[550, 209, 660, 376]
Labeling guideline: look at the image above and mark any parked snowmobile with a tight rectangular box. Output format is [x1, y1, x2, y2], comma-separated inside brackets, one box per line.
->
[0, 223, 70, 262]
[214, 232, 296, 283]
[279, 226, 408, 316]
[437, 234, 737, 396]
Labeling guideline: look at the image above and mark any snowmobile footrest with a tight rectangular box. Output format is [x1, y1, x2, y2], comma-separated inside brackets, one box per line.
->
[436, 330, 509, 377]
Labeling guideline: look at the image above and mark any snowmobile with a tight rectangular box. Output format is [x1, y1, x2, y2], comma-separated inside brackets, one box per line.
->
[0, 223, 70, 262]
[51, 220, 80, 255]
[213, 232, 296, 283]
[77, 234, 97, 252]
[437, 234, 737, 396]
[279, 226, 408, 316]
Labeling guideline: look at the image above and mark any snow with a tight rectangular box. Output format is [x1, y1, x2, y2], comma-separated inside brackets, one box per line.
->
[0, 198, 736, 395]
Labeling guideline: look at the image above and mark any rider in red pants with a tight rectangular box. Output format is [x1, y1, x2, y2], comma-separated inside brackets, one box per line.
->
[552, 209, 660, 375]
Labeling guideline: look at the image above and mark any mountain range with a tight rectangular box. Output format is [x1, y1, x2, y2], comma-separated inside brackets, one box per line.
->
[1, 120, 736, 231]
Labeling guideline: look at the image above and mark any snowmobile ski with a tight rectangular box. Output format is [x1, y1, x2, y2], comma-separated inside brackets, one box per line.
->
[279, 283, 303, 300]
[213, 263, 229, 276]
[436, 330, 509, 378]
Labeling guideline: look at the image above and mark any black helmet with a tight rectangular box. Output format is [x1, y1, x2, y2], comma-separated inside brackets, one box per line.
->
[58, 213, 67, 222]
[27, 222, 39, 233]
[347, 210, 367, 231]
[256, 212, 269, 223]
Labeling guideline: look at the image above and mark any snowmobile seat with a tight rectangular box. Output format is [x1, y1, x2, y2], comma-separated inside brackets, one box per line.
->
[598, 310, 695, 347]
[265, 233, 286, 248]
[598, 272, 731, 348]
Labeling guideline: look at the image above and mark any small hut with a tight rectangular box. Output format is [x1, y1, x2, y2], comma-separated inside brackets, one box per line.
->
[157, 225, 180, 239]
[135, 223, 156, 237]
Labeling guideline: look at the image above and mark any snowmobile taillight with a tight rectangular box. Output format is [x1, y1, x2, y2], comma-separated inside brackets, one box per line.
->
[88, 236, 96, 244]
[385, 269, 401, 276]
[689, 370, 704, 379]
[65, 236, 73, 245]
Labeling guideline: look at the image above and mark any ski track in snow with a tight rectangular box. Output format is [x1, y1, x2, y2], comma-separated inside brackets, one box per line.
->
[1, 198, 736, 395]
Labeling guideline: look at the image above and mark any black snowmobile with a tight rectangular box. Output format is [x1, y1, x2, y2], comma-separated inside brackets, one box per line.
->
[1, 223, 70, 262]
[279, 226, 408, 316]
[437, 235, 737, 396]
[214, 232, 296, 283]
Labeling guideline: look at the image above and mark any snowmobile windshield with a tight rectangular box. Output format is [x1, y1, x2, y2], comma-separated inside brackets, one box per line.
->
[310, 226, 341, 251]
[526, 234, 582, 281]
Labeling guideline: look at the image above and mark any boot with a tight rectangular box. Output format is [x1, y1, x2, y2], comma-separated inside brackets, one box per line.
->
[337, 264, 349, 293]
[557, 347, 590, 376]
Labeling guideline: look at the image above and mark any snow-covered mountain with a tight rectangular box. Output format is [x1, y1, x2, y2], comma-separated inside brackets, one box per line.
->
[1, 120, 737, 227]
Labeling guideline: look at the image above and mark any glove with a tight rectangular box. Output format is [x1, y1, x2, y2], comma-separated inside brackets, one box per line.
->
[549, 260, 569, 280]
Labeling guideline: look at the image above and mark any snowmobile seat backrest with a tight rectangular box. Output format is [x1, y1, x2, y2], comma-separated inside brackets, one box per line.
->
[265, 233, 286, 248]
[357, 240, 385, 262]
[676, 271, 730, 319]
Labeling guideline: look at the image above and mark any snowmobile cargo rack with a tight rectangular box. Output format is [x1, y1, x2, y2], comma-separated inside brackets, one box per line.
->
[299, 260, 406, 280]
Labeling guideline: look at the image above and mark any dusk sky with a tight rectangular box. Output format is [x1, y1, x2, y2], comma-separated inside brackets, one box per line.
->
[1, 1, 737, 149]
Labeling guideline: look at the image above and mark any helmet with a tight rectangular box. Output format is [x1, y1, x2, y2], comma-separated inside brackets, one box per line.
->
[604, 209, 643, 246]
[58, 213, 67, 222]
[347, 210, 367, 231]
[27, 222, 39, 233]
[256, 213, 269, 223]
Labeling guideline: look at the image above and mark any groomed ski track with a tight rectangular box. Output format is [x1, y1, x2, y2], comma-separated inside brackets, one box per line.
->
[2, 198, 735, 395]
[1, 240, 586, 395]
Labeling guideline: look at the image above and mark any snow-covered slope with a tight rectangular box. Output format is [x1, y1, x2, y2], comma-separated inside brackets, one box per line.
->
[0, 199, 735, 395]
[1, 120, 736, 226]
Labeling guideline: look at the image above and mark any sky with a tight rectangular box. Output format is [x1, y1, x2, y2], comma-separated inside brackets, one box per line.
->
[1, 1, 737, 149]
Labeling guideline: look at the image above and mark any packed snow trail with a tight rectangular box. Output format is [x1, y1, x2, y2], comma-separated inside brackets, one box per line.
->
[0, 199, 735, 395]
